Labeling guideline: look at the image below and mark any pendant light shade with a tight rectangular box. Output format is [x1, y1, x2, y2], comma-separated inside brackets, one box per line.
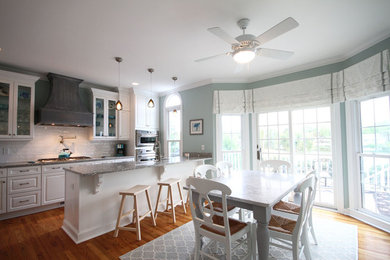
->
[115, 57, 123, 111]
[147, 68, 155, 108]
[115, 100, 123, 110]
[147, 98, 155, 108]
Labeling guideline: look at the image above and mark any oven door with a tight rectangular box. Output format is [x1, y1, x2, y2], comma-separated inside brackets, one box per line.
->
[137, 135, 157, 146]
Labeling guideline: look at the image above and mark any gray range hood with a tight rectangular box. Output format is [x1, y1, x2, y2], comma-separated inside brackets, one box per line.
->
[36, 73, 93, 127]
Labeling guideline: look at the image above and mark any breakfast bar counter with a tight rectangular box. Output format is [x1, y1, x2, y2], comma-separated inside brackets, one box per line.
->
[62, 157, 210, 244]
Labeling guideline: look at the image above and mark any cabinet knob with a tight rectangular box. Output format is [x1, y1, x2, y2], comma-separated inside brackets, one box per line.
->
[8, 134, 11, 136]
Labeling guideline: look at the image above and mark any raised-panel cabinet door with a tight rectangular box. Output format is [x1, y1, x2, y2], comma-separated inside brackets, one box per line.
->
[42, 172, 65, 205]
[0, 178, 6, 214]
[14, 84, 33, 138]
[0, 80, 13, 138]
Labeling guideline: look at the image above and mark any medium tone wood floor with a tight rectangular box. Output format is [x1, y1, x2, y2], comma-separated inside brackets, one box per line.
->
[0, 206, 389, 259]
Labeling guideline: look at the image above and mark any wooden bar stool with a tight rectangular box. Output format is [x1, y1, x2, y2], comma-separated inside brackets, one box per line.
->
[154, 178, 186, 223]
[114, 185, 156, 240]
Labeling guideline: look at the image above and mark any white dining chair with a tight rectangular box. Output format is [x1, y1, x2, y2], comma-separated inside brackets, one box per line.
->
[273, 171, 319, 245]
[268, 174, 316, 260]
[259, 159, 291, 174]
[193, 164, 237, 217]
[215, 161, 233, 176]
[194, 164, 221, 179]
[186, 176, 254, 260]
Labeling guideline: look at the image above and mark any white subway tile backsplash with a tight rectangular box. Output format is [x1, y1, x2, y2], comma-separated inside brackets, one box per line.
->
[0, 126, 126, 163]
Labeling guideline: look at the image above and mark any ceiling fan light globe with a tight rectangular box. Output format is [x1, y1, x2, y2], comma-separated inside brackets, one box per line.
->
[233, 50, 255, 64]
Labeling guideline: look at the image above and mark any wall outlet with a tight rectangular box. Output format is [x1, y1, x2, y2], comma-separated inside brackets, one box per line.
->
[201, 145, 205, 151]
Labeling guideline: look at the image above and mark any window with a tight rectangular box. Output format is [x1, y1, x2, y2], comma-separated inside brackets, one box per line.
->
[165, 93, 182, 157]
[257, 106, 335, 207]
[359, 96, 390, 221]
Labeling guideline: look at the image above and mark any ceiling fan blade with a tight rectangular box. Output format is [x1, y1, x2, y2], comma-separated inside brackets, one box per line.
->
[207, 27, 239, 45]
[257, 48, 294, 60]
[255, 17, 299, 45]
[194, 52, 230, 62]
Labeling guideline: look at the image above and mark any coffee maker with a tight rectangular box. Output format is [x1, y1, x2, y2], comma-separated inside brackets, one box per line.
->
[116, 143, 126, 156]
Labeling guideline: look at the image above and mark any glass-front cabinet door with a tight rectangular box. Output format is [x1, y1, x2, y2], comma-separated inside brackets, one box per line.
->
[14, 84, 33, 138]
[91, 88, 118, 139]
[108, 100, 116, 137]
[0, 81, 12, 138]
[95, 98, 104, 137]
[0, 71, 38, 140]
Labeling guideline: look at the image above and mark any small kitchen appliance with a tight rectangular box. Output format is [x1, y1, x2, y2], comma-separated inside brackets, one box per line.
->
[116, 143, 126, 156]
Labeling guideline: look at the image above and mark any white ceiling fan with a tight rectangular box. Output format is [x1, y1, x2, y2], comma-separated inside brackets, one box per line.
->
[195, 17, 299, 64]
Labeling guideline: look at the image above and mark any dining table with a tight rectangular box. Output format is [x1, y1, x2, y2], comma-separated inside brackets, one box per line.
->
[196, 170, 306, 260]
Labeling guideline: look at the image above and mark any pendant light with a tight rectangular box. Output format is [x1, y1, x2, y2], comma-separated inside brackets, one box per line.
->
[115, 57, 123, 111]
[147, 68, 155, 108]
[172, 76, 178, 114]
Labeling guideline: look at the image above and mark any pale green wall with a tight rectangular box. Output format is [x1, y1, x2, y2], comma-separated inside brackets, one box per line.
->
[160, 36, 390, 208]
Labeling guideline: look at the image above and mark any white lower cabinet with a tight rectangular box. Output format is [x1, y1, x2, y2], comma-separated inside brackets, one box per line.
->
[7, 165, 42, 212]
[0, 178, 6, 214]
[8, 191, 41, 212]
[42, 171, 65, 205]
[8, 174, 41, 194]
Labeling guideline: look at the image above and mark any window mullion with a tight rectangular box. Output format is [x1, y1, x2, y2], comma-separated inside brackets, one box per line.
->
[288, 110, 294, 173]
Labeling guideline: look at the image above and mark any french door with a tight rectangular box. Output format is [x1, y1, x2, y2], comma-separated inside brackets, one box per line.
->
[256, 106, 337, 208]
[216, 114, 249, 170]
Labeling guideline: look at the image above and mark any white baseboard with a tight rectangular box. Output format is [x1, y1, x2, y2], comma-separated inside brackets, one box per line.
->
[0, 203, 63, 220]
[62, 217, 132, 244]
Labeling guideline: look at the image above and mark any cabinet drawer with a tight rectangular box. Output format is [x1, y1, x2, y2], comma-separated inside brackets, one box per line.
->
[42, 164, 65, 173]
[8, 166, 41, 176]
[0, 168, 6, 178]
[8, 174, 41, 194]
[7, 191, 41, 212]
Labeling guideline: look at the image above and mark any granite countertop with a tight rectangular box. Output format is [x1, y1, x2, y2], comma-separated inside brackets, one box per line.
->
[64, 156, 212, 176]
[0, 156, 136, 169]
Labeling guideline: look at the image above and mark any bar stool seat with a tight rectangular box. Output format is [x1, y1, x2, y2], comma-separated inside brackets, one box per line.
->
[155, 178, 186, 223]
[114, 185, 156, 240]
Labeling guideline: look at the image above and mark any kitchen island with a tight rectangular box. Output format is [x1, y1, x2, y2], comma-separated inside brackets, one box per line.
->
[62, 157, 211, 243]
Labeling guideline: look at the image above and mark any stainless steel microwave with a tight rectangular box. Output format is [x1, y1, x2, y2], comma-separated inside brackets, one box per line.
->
[136, 130, 158, 146]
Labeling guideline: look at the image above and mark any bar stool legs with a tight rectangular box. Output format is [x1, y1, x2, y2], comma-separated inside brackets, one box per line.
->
[114, 185, 156, 240]
[155, 178, 186, 223]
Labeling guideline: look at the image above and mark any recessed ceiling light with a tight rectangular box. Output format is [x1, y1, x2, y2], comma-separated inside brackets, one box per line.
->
[132, 82, 139, 86]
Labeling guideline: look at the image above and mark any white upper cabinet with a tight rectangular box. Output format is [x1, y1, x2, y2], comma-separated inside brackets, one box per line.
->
[91, 88, 119, 140]
[0, 70, 39, 140]
[91, 88, 132, 140]
[130, 89, 159, 131]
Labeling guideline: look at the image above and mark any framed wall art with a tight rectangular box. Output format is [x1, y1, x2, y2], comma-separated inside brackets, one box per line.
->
[189, 119, 203, 135]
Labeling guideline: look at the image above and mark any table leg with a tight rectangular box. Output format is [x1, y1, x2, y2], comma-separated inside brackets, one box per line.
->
[253, 206, 271, 260]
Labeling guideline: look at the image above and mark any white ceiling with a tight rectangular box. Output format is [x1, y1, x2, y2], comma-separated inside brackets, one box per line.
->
[0, 0, 389, 94]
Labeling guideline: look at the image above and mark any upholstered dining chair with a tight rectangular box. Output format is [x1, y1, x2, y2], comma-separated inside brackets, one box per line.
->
[268, 174, 316, 260]
[187, 176, 254, 260]
[259, 159, 291, 174]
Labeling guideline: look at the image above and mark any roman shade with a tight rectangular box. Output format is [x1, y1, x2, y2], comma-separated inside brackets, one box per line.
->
[332, 49, 390, 102]
[213, 49, 389, 114]
[213, 89, 253, 114]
